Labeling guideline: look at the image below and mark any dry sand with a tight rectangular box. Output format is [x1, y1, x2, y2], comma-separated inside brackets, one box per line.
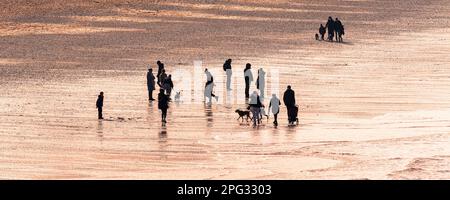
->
[0, 0, 450, 179]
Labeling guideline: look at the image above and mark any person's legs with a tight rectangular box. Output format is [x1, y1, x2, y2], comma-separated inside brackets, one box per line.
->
[286, 106, 292, 123]
[226, 69, 232, 90]
[274, 113, 278, 125]
[250, 107, 258, 126]
[161, 109, 167, 122]
[98, 107, 103, 119]
[245, 79, 250, 98]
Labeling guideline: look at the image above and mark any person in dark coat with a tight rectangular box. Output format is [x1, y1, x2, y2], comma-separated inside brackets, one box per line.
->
[147, 68, 156, 101]
[158, 89, 169, 123]
[96, 91, 104, 119]
[334, 18, 344, 42]
[156, 61, 164, 86]
[283, 85, 296, 124]
[325, 16, 335, 41]
[319, 24, 326, 40]
[244, 63, 253, 99]
[163, 74, 174, 97]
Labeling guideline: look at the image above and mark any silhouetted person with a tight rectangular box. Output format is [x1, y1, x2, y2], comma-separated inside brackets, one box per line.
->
[335, 18, 344, 42]
[163, 74, 173, 97]
[269, 93, 281, 126]
[283, 85, 296, 124]
[204, 68, 218, 102]
[147, 68, 156, 101]
[244, 63, 253, 99]
[159, 69, 167, 88]
[256, 68, 266, 98]
[96, 92, 104, 119]
[325, 16, 335, 41]
[249, 91, 263, 127]
[319, 24, 326, 40]
[158, 89, 169, 123]
[156, 61, 164, 86]
[223, 59, 232, 90]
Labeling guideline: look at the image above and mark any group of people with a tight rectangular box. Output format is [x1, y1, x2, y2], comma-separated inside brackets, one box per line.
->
[96, 59, 299, 126]
[318, 16, 345, 42]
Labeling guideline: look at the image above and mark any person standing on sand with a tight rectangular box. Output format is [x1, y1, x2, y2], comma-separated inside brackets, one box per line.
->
[283, 85, 296, 125]
[249, 91, 263, 127]
[325, 16, 335, 41]
[319, 24, 326, 40]
[204, 68, 219, 103]
[244, 63, 253, 99]
[335, 18, 344, 42]
[269, 94, 281, 126]
[223, 59, 232, 90]
[96, 92, 104, 120]
[256, 68, 266, 99]
[156, 61, 164, 86]
[159, 69, 167, 88]
[158, 89, 169, 123]
[147, 68, 156, 101]
[163, 74, 174, 97]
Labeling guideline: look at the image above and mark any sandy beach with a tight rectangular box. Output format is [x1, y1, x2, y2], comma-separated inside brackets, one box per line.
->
[1, 0, 450, 179]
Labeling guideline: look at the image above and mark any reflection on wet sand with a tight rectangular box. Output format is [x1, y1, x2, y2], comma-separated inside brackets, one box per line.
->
[0, 0, 450, 179]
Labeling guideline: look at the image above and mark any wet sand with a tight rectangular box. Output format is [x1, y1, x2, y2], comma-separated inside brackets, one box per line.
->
[1, 0, 450, 179]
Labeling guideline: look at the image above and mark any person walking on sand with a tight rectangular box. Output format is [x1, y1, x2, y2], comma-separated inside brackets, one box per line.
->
[325, 16, 335, 41]
[204, 68, 219, 103]
[256, 68, 266, 99]
[156, 61, 164, 86]
[249, 91, 263, 127]
[283, 85, 296, 125]
[335, 18, 344, 42]
[319, 24, 326, 40]
[269, 93, 281, 126]
[147, 68, 156, 101]
[163, 74, 174, 97]
[223, 59, 232, 90]
[158, 89, 169, 123]
[244, 63, 253, 99]
[96, 91, 104, 119]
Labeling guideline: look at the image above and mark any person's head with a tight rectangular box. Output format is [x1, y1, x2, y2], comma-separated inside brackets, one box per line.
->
[148, 68, 152, 72]
[246, 63, 251, 69]
[287, 85, 291, 90]
[227, 59, 232, 63]
[253, 91, 258, 95]
[272, 93, 277, 98]
[162, 69, 165, 73]
[204, 68, 208, 72]
[320, 24, 323, 26]
[335, 17, 339, 21]
[100, 91, 104, 96]
[157, 60, 161, 65]
[168, 74, 172, 78]
[328, 16, 332, 20]
[159, 89, 165, 94]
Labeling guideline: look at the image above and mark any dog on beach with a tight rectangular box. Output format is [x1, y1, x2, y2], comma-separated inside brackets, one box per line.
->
[174, 91, 181, 102]
[315, 33, 319, 40]
[235, 109, 252, 122]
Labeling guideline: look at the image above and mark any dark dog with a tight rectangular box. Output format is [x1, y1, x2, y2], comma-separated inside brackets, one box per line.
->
[315, 33, 319, 40]
[235, 109, 252, 122]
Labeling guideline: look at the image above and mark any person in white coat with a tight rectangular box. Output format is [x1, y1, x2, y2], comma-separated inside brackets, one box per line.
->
[244, 63, 253, 99]
[256, 68, 266, 99]
[268, 94, 281, 126]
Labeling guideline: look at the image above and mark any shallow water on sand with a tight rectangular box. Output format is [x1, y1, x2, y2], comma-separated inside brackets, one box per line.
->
[1, 0, 450, 179]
